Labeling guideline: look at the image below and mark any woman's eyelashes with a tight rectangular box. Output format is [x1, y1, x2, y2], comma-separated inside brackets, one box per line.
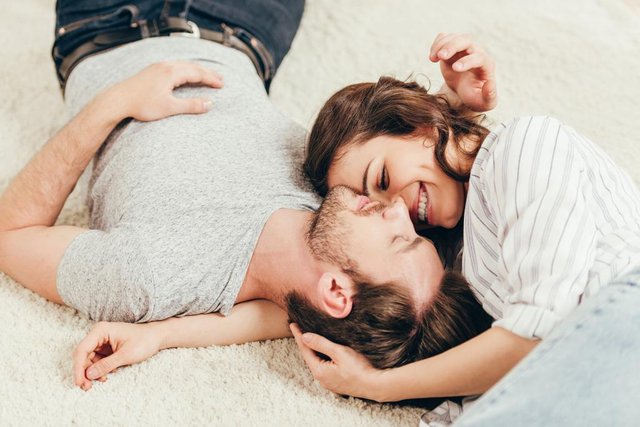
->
[378, 165, 389, 191]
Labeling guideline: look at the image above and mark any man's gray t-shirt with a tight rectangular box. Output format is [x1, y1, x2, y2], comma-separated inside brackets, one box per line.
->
[57, 37, 320, 322]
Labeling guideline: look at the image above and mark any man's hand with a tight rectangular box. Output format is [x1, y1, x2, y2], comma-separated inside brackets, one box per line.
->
[109, 61, 224, 122]
[289, 324, 386, 402]
[72, 322, 163, 391]
[430, 33, 497, 112]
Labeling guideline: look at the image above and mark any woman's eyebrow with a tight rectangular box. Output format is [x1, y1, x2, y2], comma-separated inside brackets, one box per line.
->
[362, 160, 372, 196]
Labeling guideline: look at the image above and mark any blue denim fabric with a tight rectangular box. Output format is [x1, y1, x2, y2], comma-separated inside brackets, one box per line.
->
[455, 266, 640, 426]
[53, 0, 304, 82]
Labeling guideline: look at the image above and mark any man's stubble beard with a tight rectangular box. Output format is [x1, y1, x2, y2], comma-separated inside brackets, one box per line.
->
[306, 186, 353, 270]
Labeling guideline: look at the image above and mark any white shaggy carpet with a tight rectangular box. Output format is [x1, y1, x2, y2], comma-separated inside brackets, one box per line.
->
[1, 1, 639, 425]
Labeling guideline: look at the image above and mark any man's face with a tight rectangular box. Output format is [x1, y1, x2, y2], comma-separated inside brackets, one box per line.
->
[308, 186, 445, 304]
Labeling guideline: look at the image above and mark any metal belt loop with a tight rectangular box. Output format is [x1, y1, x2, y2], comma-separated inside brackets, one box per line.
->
[220, 23, 233, 47]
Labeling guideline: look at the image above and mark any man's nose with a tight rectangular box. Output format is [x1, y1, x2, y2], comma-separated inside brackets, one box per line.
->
[382, 198, 408, 220]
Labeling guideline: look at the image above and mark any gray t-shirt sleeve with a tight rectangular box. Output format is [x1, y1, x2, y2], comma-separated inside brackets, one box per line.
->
[57, 229, 157, 322]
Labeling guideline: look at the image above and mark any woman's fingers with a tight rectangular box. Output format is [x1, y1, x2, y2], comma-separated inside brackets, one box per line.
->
[431, 33, 485, 63]
[290, 323, 347, 364]
[290, 324, 322, 369]
[452, 52, 493, 73]
[482, 77, 498, 109]
[430, 33, 458, 61]
[290, 323, 336, 382]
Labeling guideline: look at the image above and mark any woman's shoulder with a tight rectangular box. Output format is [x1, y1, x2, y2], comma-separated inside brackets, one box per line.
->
[490, 115, 565, 142]
[483, 116, 575, 160]
[474, 116, 581, 185]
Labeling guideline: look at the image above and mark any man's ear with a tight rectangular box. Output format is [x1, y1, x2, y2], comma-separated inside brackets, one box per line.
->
[317, 271, 355, 319]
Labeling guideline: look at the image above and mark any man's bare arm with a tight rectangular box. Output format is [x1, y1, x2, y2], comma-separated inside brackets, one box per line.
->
[0, 90, 125, 233]
[72, 300, 291, 390]
[0, 61, 222, 233]
[0, 62, 223, 303]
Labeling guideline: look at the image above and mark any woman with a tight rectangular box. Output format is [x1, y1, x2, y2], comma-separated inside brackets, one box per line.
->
[291, 33, 640, 410]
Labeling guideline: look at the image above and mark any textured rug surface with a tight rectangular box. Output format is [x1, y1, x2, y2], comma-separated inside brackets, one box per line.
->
[1, 1, 639, 425]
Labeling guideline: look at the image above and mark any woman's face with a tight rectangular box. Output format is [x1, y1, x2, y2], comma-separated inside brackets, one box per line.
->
[327, 134, 466, 230]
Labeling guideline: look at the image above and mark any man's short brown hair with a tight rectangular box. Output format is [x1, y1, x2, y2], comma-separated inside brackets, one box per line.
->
[286, 270, 493, 369]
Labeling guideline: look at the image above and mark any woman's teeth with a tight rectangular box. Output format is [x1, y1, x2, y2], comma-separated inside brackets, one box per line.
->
[418, 186, 428, 223]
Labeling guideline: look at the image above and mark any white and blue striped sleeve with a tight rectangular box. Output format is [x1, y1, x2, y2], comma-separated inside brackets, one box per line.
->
[486, 117, 599, 339]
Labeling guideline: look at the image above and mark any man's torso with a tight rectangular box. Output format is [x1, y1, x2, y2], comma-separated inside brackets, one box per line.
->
[58, 37, 319, 322]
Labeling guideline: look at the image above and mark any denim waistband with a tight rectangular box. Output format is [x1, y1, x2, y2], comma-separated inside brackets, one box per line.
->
[53, 0, 304, 85]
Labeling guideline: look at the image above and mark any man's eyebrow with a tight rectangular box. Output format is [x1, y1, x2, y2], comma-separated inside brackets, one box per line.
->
[399, 237, 425, 254]
[362, 160, 372, 196]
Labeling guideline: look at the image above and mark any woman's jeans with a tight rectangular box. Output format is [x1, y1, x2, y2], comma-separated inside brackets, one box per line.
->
[455, 267, 640, 426]
[53, 0, 304, 86]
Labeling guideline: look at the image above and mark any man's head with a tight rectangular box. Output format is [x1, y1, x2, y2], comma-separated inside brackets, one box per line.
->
[286, 186, 492, 369]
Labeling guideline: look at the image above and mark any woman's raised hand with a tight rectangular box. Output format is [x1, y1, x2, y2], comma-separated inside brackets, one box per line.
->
[290, 324, 386, 402]
[109, 61, 224, 122]
[430, 33, 497, 112]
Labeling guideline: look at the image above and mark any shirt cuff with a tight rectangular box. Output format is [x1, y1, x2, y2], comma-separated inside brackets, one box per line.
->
[493, 303, 562, 339]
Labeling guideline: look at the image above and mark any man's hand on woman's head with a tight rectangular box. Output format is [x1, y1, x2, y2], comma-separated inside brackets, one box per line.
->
[107, 61, 224, 122]
[289, 323, 387, 402]
[72, 321, 163, 391]
[430, 33, 497, 112]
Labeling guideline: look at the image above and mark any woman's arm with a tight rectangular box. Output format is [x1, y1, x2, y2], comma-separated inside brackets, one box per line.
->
[290, 324, 537, 403]
[72, 300, 291, 390]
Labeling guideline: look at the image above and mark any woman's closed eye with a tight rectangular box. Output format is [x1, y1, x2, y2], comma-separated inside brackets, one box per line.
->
[378, 165, 389, 191]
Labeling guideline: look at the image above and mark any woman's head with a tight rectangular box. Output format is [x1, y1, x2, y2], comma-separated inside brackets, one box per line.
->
[304, 76, 489, 232]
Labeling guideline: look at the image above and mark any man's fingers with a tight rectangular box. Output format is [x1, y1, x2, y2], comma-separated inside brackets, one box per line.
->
[171, 97, 213, 115]
[90, 352, 105, 364]
[172, 63, 224, 89]
[72, 328, 106, 387]
[86, 352, 126, 380]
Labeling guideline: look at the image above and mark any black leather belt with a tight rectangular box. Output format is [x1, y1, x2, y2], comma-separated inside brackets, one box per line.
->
[58, 16, 274, 91]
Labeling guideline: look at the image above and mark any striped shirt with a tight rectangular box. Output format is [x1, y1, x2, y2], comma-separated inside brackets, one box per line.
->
[463, 116, 640, 339]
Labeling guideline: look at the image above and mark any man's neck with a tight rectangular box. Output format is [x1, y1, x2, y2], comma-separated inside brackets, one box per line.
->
[236, 209, 321, 308]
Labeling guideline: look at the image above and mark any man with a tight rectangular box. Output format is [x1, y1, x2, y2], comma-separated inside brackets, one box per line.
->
[0, 1, 491, 389]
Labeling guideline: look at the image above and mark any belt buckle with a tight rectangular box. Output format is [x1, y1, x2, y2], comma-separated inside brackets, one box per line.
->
[170, 20, 200, 38]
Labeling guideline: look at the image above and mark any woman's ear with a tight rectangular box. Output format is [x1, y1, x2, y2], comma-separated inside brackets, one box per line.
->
[317, 271, 355, 319]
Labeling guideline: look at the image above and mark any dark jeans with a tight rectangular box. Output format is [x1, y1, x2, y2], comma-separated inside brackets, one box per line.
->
[53, 0, 305, 86]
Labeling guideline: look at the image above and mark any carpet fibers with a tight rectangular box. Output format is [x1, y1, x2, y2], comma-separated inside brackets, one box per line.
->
[1, 1, 639, 425]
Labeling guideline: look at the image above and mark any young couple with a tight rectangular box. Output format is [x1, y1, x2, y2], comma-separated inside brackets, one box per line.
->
[1, 1, 639, 424]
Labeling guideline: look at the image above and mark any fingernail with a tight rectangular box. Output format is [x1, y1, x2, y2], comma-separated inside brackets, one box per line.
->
[454, 62, 464, 71]
[440, 49, 449, 58]
[302, 333, 312, 343]
[203, 100, 213, 111]
[86, 368, 97, 379]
